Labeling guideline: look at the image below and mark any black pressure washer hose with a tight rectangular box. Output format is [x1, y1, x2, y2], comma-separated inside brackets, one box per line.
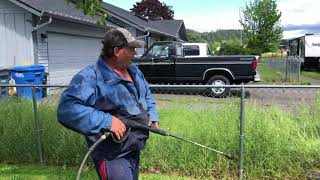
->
[76, 118, 237, 180]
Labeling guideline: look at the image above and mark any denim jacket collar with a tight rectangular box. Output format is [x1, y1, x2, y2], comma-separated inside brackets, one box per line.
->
[97, 55, 139, 85]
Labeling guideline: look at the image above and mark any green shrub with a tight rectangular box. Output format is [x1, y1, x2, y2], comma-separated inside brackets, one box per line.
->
[218, 40, 244, 55]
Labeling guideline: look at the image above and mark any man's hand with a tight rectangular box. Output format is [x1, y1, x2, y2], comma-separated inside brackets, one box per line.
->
[148, 121, 159, 129]
[110, 116, 126, 140]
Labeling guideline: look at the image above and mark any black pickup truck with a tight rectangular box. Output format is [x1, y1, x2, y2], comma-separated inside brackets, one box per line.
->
[134, 41, 260, 97]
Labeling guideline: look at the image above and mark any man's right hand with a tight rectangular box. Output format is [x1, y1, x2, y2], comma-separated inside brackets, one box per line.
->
[110, 116, 126, 140]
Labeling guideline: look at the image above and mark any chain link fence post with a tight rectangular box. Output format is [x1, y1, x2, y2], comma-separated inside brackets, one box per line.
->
[32, 85, 44, 165]
[297, 58, 301, 81]
[285, 57, 289, 82]
[239, 84, 245, 180]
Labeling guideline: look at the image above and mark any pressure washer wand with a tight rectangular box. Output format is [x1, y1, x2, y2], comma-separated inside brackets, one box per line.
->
[168, 134, 235, 160]
[120, 117, 237, 160]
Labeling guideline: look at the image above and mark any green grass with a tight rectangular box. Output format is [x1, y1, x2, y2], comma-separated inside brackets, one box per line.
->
[257, 63, 284, 83]
[257, 63, 310, 84]
[0, 164, 193, 180]
[302, 70, 320, 80]
[1, 96, 320, 179]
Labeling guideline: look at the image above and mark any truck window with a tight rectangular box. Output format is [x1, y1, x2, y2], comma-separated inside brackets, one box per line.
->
[145, 44, 169, 58]
[184, 45, 200, 56]
[176, 44, 183, 56]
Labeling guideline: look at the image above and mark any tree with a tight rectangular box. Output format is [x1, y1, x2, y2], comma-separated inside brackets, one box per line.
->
[65, 0, 107, 25]
[186, 29, 207, 43]
[218, 40, 244, 55]
[130, 0, 174, 20]
[210, 41, 221, 55]
[240, 0, 283, 54]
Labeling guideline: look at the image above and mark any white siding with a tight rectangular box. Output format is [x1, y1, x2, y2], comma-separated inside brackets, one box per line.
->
[35, 19, 105, 84]
[48, 32, 102, 85]
[36, 29, 49, 71]
[0, 0, 33, 68]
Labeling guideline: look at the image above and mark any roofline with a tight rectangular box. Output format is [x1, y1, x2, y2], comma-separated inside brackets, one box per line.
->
[163, 20, 184, 37]
[104, 10, 145, 31]
[10, 0, 183, 39]
[175, 21, 184, 37]
[103, 9, 182, 40]
[102, 3, 145, 31]
[8, 0, 42, 16]
[10, 0, 102, 27]
[287, 34, 320, 41]
[147, 20, 184, 39]
[43, 11, 98, 26]
[176, 20, 183, 35]
[102, 3, 182, 40]
[147, 28, 184, 42]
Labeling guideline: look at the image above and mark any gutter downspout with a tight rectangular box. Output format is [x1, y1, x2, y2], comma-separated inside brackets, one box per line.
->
[136, 30, 150, 39]
[136, 30, 150, 48]
[32, 11, 53, 32]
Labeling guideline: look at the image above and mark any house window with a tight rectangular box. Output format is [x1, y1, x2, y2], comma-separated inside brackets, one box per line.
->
[184, 45, 200, 56]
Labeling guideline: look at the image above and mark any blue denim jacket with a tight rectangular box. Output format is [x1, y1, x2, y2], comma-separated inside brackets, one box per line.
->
[57, 56, 159, 134]
[57, 56, 159, 159]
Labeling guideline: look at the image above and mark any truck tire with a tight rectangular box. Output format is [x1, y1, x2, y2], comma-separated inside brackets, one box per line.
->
[207, 75, 230, 98]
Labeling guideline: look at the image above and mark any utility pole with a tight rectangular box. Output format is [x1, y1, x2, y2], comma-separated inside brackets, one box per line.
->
[239, 7, 243, 46]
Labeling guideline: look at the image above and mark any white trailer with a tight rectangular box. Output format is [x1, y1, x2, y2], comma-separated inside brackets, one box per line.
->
[288, 34, 320, 69]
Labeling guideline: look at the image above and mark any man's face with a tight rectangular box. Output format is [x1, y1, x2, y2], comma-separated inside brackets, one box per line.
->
[114, 46, 136, 68]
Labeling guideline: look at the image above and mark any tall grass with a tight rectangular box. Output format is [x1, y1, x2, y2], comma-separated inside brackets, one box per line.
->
[0, 97, 87, 165]
[301, 70, 320, 80]
[0, 96, 319, 179]
[257, 63, 284, 83]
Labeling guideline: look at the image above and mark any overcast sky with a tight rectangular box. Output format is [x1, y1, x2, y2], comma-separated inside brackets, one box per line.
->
[105, 0, 320, 39]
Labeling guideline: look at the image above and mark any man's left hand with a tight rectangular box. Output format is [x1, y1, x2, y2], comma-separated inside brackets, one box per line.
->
[148, 121, 159, 129]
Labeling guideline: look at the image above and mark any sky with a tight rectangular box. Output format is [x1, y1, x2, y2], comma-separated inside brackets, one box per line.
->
[104, 0, 320, 39]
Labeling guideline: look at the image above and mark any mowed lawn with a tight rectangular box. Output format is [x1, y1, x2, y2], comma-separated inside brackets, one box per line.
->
[0, 164, 196, 180]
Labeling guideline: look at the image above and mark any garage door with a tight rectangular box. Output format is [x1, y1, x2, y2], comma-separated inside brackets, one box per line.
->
[48, 32, 102, 84]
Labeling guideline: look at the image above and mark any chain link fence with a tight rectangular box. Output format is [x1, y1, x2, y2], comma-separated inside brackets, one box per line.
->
[261, 57, 302, 82]
[1, 84, 320, 179]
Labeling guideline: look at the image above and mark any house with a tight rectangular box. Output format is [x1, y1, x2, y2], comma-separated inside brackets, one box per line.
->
[0, 0, 187, 84]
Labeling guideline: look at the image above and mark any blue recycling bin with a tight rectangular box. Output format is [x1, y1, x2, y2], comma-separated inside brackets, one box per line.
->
[11, 64, 45, 101]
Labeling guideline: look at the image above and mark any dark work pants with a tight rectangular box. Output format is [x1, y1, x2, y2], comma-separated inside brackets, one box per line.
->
[93, 151, 140, 180]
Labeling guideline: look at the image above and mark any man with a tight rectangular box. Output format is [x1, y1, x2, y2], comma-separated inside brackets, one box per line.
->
[57, 28, 159, 180]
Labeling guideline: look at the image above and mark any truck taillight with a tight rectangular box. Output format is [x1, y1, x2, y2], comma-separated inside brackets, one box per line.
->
[251, 59, 257, 71]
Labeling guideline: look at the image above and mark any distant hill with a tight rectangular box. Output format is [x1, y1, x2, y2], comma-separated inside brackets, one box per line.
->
[186, 29, 243, 43]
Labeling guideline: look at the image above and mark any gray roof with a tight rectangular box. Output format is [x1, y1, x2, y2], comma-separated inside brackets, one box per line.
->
[147, 20, 184, 37]
[12, 0, 185, 39]
[102, 2, 149, 30]
[14, 0, 99, 25]
[102, 2, 185, 39]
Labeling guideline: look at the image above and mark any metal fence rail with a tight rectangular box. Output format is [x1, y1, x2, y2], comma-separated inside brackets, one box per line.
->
[0, 84, 320, 179]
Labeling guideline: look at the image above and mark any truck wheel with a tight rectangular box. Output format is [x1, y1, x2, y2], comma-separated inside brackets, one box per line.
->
[207, 75, 230, 98]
